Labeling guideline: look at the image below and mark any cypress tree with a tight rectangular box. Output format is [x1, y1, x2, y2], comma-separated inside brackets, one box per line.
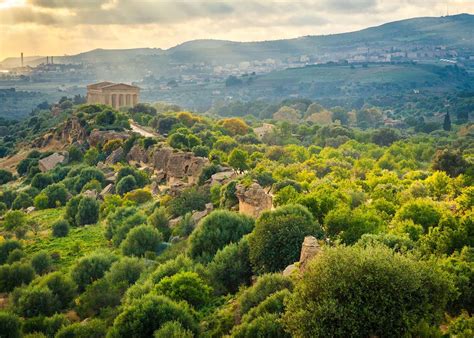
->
[443, 111, 451, 131]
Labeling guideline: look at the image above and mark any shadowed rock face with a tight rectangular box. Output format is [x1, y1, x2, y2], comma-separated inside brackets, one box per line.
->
[236, 182, 273, 218]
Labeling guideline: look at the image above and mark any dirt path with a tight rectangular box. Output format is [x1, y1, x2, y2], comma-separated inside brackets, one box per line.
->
[129, 121, 158, 138]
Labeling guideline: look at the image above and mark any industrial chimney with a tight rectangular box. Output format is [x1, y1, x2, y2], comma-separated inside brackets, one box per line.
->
[51, 56, 54, 64]
[21, 52, 24, 67]
[46, 56, 49, 64]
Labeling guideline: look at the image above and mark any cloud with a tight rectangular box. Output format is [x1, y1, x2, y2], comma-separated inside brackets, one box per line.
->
[1, 0, 474, 60]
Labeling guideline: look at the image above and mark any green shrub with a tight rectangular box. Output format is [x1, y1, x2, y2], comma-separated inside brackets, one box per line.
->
[124, 189, 152, 204]
[75, 197, 99, 226]
[231, 313, 290, 338]
[105, 257, 145, 285]
[121, 225, 163, 257]
[55, 319, 107, 338]
[31, 173, 53, 190]
[283, 245, 454, 337]
[42, 183, 68, 208]
[6, 248, 26, 264]
[0, 240, 22, 264]
[3, 210, 27, 231]
[11, 192, 33, 210]
[0, 311, 21, 338]
[189, 210, 254, 263]
[0, 169, 14, 185]
[0, 262, 35, 292]
[117, 166, 149, 188]
[208, 238, 253, 295]
[31, 251, 53, 275]
[148, 207, 171, 241]
[116, 175, 137, 196]
[84, 147, 100, 166]
[395, 199, 442, 231]
[167, 186, 210, 218]
[11, 286, 59, 317]
[238, 273, 293, 315]
[37, 272, 77, 310]
[156, 271, 213, 309]
[22, 314, 70, 337]
[71, 252, 117, 291]
[33, 193, 49, 210]
[75, 278, 122, 319]
[68, 145, 83, 163]
[248, 204, 320, 273]
[52, 219, 70, 237]
[154, 321, 194, 338]
[109, 294, 198, 337]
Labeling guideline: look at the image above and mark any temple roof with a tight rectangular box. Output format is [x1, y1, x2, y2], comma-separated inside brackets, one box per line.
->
[87, 82, 140, 91]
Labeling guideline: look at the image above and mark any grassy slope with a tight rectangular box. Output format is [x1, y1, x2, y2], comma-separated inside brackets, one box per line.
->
[24, 208, 110, 271]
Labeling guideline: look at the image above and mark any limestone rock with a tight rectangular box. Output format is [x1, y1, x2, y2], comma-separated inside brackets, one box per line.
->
[282, 236, 321, 276]
[26, 206, 36, 214]
[99, 184, 114, 198]
[169, 216, 183, 228]
[191, 203, 214, 225]
[299, 236, 321, 272]
[38, 152, 67, 172]
[105, 147, 124, 165]
[210, 171, 237, 185]
[282, 264, 298, 277]
[236, 182, 273, 218]
[89, 129, 129, 147]
[82, 189, 98, 199]
[127, 145, 148, 163]
[148, 146, 209, 185]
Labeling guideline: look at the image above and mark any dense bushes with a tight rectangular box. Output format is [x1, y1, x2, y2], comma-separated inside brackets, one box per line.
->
[189, 210, 254, 263]
[71, 252, 117, 291]
[284, 245, 453, 337]
[248, 204, 320, 273]
[208, 238, 253, 294]
[0, 311, 21, 338]
[52, 219, 70, 237]
[66, 195, 99, 226]
[121, 225, 163, 257]
[109, 294, 198, 337]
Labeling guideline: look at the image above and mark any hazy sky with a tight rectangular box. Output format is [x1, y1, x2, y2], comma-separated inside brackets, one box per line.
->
[1, 0, 474, 60]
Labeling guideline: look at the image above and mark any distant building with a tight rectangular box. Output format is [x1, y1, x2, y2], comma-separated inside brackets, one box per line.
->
[87, 81, 140, 109]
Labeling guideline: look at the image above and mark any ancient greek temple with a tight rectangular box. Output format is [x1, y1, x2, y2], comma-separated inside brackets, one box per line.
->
[86, 82, 140, 109]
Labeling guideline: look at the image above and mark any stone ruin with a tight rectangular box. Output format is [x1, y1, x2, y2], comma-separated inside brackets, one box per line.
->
[283, 236, 321, 277]
[235, 182, 273, 218]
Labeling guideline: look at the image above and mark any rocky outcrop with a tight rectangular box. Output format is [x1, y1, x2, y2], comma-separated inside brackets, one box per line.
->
[283, 236, 321, 277]
[127, 145, 149, 164]
[148, 146, 209, 185]
[210, 170, 238, 185]
[88, 129, 129, 147]
[38, 152, 67, 172]
[58, 117, 88, 145]
[32, 117, 88, 148]
[105, 147, 124, 165]
[236, 182, 273, 218]
[99, 184, 114, 199]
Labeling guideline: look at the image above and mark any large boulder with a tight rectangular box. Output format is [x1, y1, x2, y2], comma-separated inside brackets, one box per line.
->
[236, 182, 273, 218]
[127, 144, 149, 163]
[38, 152, 67, 172]
[105, 147, 124, 165]
[283, 236, 321, 277]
